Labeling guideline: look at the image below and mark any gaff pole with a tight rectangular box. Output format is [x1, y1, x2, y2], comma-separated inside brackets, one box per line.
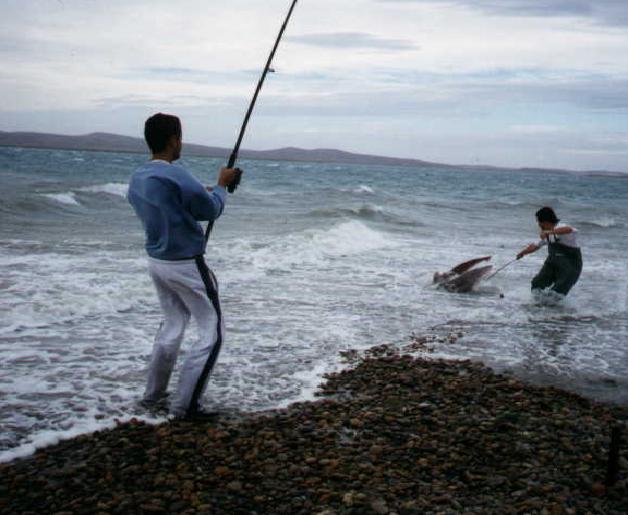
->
[205, 0, 299, 244]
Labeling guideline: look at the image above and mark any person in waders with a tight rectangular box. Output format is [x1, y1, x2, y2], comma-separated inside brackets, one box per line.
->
[128, 113, 238, 420]
[516, 207, 582, 297]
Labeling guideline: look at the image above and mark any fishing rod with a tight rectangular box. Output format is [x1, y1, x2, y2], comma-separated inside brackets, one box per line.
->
[485, 257, 519, 281]
[206, 0, 299, 243]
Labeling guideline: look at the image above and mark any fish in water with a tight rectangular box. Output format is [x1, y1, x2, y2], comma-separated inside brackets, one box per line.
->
[433, 256, 493, 293]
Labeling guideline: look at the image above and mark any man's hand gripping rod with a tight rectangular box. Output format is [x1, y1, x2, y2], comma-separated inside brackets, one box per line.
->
[205, 0, 299, 244]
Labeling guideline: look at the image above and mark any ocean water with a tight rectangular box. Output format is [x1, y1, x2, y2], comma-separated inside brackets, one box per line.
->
[1, 146, 627, 462]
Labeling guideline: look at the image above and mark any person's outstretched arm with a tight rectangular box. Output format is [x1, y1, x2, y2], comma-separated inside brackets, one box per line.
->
[517, 243, 540, 260]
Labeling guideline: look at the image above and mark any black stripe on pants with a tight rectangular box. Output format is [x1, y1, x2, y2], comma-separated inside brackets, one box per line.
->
[189, 256, 223, 414]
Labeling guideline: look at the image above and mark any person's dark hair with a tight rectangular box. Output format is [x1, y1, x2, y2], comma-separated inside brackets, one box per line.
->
[144, 113, 182, 154]
[535, 206, 559, 224]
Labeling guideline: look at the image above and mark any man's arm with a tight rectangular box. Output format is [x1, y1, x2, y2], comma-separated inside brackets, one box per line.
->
[190, 187, 226, 221]
[517, 243, 541, 260]
[189, 167, 238, 221]
[540, 225, 575, 240]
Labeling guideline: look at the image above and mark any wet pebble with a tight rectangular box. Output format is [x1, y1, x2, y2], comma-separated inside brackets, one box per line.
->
[1, 343, 627, 514]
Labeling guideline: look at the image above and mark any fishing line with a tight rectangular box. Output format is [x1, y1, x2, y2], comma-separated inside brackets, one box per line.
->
[485, 257, 519, 281]
[205, 0, 299, 244]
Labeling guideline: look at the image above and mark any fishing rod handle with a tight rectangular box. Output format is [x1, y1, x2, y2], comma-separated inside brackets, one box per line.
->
[227, 168, 243, 193]
[226, 151, 242, 193]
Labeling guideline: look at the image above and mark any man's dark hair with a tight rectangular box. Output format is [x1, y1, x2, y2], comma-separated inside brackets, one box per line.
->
[144, 113, 182, 154]
[535, 206, 559, 224]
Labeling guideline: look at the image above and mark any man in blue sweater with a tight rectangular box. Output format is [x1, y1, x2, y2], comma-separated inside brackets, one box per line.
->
[128, 113, 238, 419]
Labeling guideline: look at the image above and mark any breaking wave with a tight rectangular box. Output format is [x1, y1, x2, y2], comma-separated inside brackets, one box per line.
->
[79, 182, 128, 198]
[41, 192, 80, 206]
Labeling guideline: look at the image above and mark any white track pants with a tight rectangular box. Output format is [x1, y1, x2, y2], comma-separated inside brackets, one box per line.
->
[144, 256, 224, 416]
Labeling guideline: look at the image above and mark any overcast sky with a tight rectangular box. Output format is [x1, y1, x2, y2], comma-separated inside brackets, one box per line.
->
[2, 0, 627, 172]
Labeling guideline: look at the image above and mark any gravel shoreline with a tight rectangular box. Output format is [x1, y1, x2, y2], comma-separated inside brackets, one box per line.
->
[1, 343, 627, 514]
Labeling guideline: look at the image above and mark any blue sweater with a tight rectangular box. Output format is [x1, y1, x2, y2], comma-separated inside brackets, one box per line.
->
[128, 160, 227, 260]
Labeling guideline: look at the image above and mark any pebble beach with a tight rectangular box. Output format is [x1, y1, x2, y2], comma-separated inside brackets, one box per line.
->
[1, 342, 626, 515]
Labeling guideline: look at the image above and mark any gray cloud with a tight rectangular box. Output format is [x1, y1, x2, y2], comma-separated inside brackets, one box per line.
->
[290, 32, 418, 50]
[120, 67, 260, 84]
[519, 79, 628, 111]
[380, 0, 628, 26]
[96, 93, 242, 111]
[236, 72, 628, 119]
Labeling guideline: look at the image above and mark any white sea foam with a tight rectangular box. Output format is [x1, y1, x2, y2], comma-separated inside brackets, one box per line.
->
[0, 250, 151, 335]
[0, 239, 43, 246]
[355, 204, 384, 216]
[277, 361, 344, 408]
[355, 184, 375, 194]
[79, 182, 128, 198]
[313, 220, 390, 255]
[0, 415, 165, 464]
[243, 220, 395, 272]
[589, 218, 618, 228]
[35, 183, 128, 207]
[42, 192, 80, 206]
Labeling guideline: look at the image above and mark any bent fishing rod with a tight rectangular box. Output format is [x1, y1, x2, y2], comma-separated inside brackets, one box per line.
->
[205, 0, 299, 244]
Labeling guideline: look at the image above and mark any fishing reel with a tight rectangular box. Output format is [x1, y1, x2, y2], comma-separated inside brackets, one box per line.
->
[228, 168, 243, 193]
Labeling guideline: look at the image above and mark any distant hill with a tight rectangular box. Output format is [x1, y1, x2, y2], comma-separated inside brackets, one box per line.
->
[0, 130, 623, 176]
[0, 130, 448, 169]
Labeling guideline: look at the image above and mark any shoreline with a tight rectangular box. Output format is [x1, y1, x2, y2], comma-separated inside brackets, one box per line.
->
[1, 344, 626, 514]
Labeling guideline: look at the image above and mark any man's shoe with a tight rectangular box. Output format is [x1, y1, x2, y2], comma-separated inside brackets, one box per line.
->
[139, 394, 170, 415]
[171, 408, 220, 422]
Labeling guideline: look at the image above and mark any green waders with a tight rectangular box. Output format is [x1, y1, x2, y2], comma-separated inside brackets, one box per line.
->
[531, 241, 582, 296]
